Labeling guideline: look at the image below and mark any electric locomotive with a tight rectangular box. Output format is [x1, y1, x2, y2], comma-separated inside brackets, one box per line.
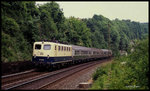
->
[32, 41, 72, 67]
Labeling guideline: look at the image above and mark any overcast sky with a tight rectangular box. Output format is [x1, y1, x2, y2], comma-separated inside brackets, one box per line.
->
[36, 1, 149, 23]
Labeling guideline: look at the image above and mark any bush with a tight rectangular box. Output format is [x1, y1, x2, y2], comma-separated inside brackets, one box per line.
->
[2, 16, 20, 36]
[1, 32, 18, 62]
[93, 67, 107, 80]
[91, 38, 149, 90]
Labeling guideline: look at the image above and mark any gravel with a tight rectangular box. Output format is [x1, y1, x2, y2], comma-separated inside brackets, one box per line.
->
[44, 59, 112, 90]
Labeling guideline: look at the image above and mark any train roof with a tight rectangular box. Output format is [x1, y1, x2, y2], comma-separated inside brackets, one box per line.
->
[101, 49, 111, 52]
[34, 41, 111, 52]
[71, 45, 102, 51]
[71, 45, 91, 50]
[34, 41, 71, 47]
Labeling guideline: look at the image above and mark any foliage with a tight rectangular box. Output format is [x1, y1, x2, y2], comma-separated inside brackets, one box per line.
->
[2, 16, 20, 36]
[1, 1, 149, 62]
[90, 38, 149, 90]
[83, 16, 148, 56]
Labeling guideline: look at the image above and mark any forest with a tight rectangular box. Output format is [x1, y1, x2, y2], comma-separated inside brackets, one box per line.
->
[1, 1, 149, 62]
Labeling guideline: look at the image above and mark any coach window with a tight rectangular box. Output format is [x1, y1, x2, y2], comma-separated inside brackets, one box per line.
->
[43, 44, 51, 50]
[61, 46, 63, 51]
[55, 45, 57, 50]
[64, 47, 66, 51]
[35, 44, 41, 50]
[89, 52, 91, 54]
[69, 47, 70, 51]
[59, 46, 60, 51]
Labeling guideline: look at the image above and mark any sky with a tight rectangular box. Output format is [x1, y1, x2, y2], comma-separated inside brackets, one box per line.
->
[36, 1, 149, 23]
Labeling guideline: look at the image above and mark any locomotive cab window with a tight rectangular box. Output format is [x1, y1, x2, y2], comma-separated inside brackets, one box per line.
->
[44, 44, 51, 50]
[35, 44, 41, 50]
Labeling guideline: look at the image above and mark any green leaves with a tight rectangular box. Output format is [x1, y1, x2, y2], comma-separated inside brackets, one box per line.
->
[84, 14, 148, 56]
[2, 16, 20, 36]
[1, 1, 149, 63]
[91, 39, 149, 90]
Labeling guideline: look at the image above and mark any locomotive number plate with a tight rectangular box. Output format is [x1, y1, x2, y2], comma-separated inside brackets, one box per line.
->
[39, 59, 44, 61]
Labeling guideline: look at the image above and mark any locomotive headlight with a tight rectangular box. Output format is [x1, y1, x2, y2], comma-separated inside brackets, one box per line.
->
[47, 55, 49, 59]
[34, 54, 36, 58]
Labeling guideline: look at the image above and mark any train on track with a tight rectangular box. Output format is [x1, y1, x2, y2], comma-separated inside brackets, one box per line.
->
[32, 41, 112, 69]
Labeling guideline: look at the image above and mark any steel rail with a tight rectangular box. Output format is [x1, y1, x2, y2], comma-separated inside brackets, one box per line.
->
[37, 60, 107, 89]
[2, 69, 36, 79]
[3, 61, 100, 90]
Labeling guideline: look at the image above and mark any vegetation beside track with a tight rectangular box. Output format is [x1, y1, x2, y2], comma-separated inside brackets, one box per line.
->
[90, 38, 149, 90]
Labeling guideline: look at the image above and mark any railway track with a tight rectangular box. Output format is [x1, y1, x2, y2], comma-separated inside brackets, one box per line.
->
[2, 69, 35, 84]
[1, 69, 50, 90]
[1, 59, 110, 90]
[39, 59, 110, 90]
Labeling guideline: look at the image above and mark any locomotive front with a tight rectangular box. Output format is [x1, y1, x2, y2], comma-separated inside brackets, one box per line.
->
[32, 41, 55, 67]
